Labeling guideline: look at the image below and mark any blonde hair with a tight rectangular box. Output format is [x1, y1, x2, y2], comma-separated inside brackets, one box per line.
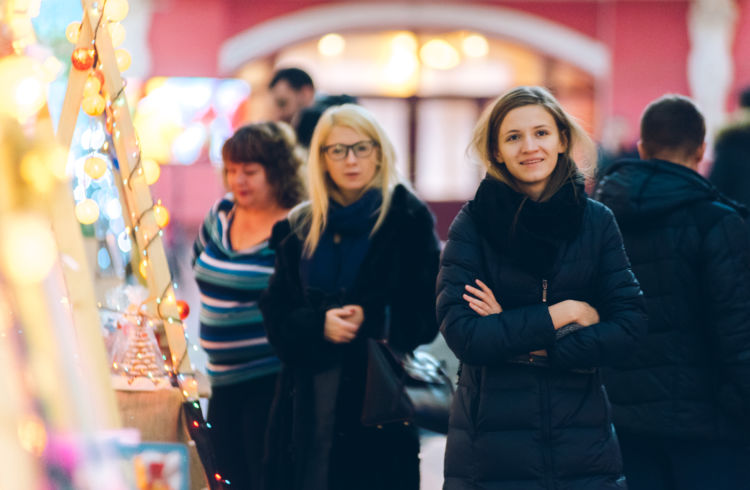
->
[469, 86, 595, 202]
[303, 104, 401, 256]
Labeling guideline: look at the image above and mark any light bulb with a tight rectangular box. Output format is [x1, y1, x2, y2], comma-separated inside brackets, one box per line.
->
[109, 22, 126, 47]
[104, 0, 129, 22]
[65, 21, 81, 43]
[142, 158, 160, 185]
[84, 155, 107, 179]
[153, 204, 170, 228]
[115, 49, 131, 72]
[83, 76, 101, 97]
[75, 199, 100, 224]
[82, 94, 106, 116]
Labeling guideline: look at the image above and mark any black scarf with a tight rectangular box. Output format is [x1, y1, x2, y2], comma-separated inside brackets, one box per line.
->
[468, 176, 587, 277]
[301, 189, 382, 294]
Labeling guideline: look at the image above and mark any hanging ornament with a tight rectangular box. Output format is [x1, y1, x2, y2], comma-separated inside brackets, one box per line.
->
[71, 47, 96, 71]
[83, 75, 102, 97]
[109, 22, 126, 47]
[84, 155, 108, 179]
[153, 204, 170, 228]
[104, 0, 130, 22]
[176, 300, 190, 320]
[65, 21, 81, 44]
[91, 68, 105, 87]
[75, 199, 100, 225]
[115, 49, 131, 72]
[82, 94, 106, 116]
[142, 158, 160, 185]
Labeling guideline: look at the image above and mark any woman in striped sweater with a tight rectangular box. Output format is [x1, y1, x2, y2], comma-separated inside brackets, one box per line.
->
[193, 121, 305, 489]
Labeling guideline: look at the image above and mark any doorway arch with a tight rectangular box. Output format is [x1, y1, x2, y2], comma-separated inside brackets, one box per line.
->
[218, 2, 610, 78]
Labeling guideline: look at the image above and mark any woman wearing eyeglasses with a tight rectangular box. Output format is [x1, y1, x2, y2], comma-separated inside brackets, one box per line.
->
[260, 104, 440, 490]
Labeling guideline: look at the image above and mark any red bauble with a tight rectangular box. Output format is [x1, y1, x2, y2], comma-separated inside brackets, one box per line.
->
[71, 47, 96, 71]
[176, 300, 190, 320]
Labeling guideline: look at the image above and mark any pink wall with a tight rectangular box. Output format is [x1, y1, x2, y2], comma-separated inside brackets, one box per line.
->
[731, 0, 750, 110]
[607, 1, 691, 145]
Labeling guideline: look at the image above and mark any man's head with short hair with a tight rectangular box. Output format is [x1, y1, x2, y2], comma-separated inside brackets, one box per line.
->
[268, 67, 316, 124]
[638, 94, 706, 168]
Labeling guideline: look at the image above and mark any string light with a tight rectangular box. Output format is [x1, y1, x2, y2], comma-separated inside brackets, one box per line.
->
[65, 21, 81, 43]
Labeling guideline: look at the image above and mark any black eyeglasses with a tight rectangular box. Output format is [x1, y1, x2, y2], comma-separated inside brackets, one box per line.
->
[321, 140, 377, 160]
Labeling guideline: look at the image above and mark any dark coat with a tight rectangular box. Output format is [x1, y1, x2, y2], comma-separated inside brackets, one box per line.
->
[595, 158, 750, 442]
[259, 184, 440, 490]
[437, 179, 646, 490]
[710, 119, 750, 209]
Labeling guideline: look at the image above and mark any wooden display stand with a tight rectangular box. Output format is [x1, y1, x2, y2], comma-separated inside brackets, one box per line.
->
[56, 2, 209, 488]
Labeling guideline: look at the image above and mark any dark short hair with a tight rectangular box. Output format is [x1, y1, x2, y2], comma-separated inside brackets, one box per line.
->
[269, 67, 314, 91]
[740, 86, 750, 109]
[221, 122, 305, 208]
[640, 94, 705, 159]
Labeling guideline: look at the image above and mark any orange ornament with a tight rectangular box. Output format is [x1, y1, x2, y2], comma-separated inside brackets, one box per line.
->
[91, 68, 105, 86]
[176, 300, 190, 320]
[71, 47, 96, 71]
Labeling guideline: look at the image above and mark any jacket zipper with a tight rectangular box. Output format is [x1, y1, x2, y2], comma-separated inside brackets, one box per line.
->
[542, 279, 548, 303]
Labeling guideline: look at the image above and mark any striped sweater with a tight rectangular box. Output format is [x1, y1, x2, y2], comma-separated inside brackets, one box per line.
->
[193, 196, 280, 386]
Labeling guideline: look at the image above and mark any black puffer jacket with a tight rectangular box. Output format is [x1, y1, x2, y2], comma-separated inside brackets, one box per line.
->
[260, 184, 440, 490]
[438, 178, 646, 490]
[595, 158, 750, 442]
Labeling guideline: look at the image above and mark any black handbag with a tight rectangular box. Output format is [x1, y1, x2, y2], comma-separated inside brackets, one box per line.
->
[361, 337, 455, 434]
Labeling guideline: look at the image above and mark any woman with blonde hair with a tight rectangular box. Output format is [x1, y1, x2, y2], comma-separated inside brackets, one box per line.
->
[437, 86, 647, 489]
[260, 104, 440, 490]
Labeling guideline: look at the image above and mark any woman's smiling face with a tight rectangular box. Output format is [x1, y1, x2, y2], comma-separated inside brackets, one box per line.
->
[497, 104, 566, 200]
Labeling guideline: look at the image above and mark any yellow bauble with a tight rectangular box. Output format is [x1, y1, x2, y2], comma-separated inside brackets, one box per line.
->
[142, 158, 160, 185]
[82, 94, 106, 116]
[65, 21, 81, 43]
[0, 213, 57, 285]
[104, 0, 129, 22]
[153, 205, 170, 228]
[109, 22, 126, 47]
[115, 49, 131, 72]
[75, 199, 100, 224]
[84, 156, 107, 179]
[83, 76, 102, 97]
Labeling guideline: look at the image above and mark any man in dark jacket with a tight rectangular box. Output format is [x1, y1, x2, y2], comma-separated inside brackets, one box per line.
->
[595, 94, 750, 490]
[709, 86, 750, 208]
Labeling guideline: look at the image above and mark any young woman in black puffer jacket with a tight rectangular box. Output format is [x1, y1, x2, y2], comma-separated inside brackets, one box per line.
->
[437, 86, 647, 490]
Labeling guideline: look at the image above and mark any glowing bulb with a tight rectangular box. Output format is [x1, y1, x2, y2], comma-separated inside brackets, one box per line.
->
[176, 299, 190, 320]
[420, 39, 460, 70]
[75, 199, 100, 224]
[82, 94, 106, 116]
[462, 34, 489, 58]
[65, 21, 81, 43]
[115, 49, 131, 72]
[139, 258, 148, 278]
[153, 204, 170, 228]
[104, 0, 129, 22]
[0, 55, 48, 120]
[0, 213, 57, 284]
[84, 155, 107, 179]
[109, 22, 126, 47]
[71, 47, 96, 71]
[318, 33, 345, 57]
[83, 76, 102, 97]
[142, 158, 160, 185]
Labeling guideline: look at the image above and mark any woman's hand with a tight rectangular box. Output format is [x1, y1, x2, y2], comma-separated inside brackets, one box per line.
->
[548, 300, 600, 330]
[463, 279, 502, 317]
[324, 305, 364, 343]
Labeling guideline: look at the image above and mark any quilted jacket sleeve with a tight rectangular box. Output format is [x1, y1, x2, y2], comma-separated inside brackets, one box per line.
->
[549, 205, 647, 369]
[437, 207, 557, 365]
[701, 210, 750, 424]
